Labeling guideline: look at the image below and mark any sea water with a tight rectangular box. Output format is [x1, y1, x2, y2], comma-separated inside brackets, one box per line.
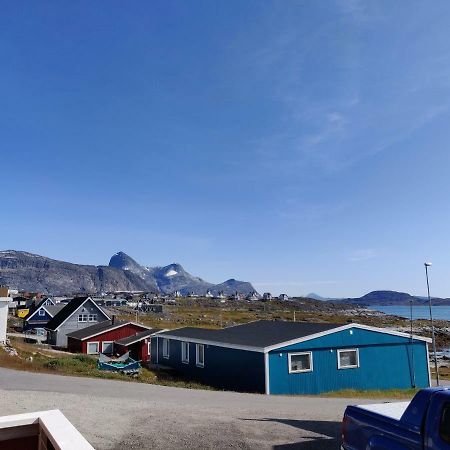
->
[369, 305, 450, 321]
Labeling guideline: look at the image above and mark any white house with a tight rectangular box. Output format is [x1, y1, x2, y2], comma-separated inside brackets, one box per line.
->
[0, 292, 11, 344]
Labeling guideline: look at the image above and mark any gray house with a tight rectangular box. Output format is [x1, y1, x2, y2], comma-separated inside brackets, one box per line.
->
[45, 296, 110, 347]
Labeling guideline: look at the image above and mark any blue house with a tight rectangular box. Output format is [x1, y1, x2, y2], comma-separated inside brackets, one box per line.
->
[23, 298, 64, 332]
[152, 320, 431, 395]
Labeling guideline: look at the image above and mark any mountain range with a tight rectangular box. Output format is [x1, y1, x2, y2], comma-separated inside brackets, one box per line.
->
[0, 250, 256, 296]
[309, 290, 450, 306]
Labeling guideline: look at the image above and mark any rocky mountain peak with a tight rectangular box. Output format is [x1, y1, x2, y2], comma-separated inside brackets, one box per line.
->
[0, 250, 257, 297]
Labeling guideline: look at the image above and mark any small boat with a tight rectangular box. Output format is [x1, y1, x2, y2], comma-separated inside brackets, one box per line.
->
[97, 351, 141, 375]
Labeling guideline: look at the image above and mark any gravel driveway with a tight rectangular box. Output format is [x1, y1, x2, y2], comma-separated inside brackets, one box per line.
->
[0, 367, 390, 449]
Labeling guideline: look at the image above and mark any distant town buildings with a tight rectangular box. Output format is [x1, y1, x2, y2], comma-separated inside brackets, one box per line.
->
[246, 291, 259, 301]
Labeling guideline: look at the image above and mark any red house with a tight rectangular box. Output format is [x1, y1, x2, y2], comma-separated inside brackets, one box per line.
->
[66, 319, 160, 360]
[114, 330, 158, 362]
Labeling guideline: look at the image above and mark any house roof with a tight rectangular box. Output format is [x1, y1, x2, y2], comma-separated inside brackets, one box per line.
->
[46, 305, 65, 316]
[45, 297, 110, 331]
[25, 304, 64, 322]
[115, 328, 161, 346]
[158, 321, 343, 349]
[66, 320, 151, 340]
[157, 320, 432, 352]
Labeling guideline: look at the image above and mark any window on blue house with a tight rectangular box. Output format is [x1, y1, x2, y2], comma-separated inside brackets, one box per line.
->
[181, 341, 189, 363]
[162, 339, 170, 359]
[288, 352, 313, 373]
[196, 344, 204, 368]
[38, 309, 45, 316]
[338, 349, 359, 369]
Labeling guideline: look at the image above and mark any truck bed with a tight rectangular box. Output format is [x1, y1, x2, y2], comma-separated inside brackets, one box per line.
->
[357, 401, 410, 421]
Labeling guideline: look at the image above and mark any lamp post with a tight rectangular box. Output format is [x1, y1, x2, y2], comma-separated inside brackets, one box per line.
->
[410, 298, 416, 388]
[424, 262, 439, 386]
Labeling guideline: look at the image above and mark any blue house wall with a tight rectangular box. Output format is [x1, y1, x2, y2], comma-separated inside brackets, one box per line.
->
[24, 309, 53, 331]
[268, 327, 429, 395]
[153, 337, 266, 393]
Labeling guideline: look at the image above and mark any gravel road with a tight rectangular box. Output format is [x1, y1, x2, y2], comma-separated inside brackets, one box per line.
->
[0, 368, 394, 449]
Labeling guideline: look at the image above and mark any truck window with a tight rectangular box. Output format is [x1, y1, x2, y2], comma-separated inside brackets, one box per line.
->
[440, 404, 450, 444]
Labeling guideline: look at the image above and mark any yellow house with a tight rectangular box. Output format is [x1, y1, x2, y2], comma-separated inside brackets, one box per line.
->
[16, 309, 29, 319]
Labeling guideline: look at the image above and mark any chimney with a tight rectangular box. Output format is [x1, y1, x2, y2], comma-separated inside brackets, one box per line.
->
[112, 315, 115, 325]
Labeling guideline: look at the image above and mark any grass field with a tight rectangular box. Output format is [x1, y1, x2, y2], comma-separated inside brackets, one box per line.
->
[113, 298, 449, 349]
[0, 337, 211, 389]
[322, 388, 420, 399]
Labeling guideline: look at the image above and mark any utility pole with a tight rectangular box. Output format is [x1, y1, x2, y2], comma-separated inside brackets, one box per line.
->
[410, 298, 416, 388]
[425, 262, 439, 386]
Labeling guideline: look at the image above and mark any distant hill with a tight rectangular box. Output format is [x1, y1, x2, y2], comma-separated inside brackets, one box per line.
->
[306, 293, 329, 301]
[0, 250, 257, 296]
[306, 293, 343, 301]
[311, 290, 450, 306]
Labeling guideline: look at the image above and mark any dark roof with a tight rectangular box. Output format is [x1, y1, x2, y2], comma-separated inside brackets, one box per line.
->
[45, 297, 110, 331]
[66, 320, 129, 340]
[158, 320, 345, 348]
[45, 305, 65, 317]
[115, 329, 161, 346]
[25, 304, 63, 321]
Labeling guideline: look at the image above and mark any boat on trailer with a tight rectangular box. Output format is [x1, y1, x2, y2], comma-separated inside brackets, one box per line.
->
[97, 351, 141, 374]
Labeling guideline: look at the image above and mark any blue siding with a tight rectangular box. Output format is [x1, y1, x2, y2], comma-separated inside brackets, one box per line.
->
[24, 309, 53, 330]
[153, 337, 266, 393]
[269, 328, 429, 395]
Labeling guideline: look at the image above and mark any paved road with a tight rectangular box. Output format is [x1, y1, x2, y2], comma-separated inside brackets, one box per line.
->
[0, 368, 397, 449]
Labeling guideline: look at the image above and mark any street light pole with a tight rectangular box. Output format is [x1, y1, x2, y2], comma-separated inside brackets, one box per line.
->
[425, 262, 439, 386]
[410, 298, 416, 388]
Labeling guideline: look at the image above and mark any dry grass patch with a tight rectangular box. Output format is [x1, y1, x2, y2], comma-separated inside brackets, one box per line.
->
[322, 388, 419, 400]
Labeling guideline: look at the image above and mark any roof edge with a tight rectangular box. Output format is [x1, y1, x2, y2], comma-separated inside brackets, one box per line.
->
[67, 321, 153, 341]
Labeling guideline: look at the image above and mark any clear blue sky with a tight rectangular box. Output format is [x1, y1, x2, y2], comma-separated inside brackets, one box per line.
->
[3, 1, 450, 297]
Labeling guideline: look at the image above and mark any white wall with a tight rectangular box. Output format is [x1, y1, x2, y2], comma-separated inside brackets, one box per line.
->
[0, 297, 10, 344]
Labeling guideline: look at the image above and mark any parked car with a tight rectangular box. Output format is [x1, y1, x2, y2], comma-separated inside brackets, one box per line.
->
[342, 387, 450, 449]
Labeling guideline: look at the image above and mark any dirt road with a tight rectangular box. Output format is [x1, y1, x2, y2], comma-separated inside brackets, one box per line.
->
[0, 367, 394, 449]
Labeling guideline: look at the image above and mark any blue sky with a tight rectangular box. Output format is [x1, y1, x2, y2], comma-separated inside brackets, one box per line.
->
[2, 1, 450, 297]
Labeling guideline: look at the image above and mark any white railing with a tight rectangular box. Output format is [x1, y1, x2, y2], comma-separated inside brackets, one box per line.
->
[0, 409, 94, 450]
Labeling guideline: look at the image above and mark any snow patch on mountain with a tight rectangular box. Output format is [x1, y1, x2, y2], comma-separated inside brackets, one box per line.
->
[165, 269, 178, 277]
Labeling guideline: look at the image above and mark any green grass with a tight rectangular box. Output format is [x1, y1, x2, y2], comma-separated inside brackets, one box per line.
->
[321, 388, 420, 399]
[0, 337, 213, 389]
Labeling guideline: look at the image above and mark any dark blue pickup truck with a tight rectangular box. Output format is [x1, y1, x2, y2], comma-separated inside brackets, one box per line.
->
[342, 387, 450, 449]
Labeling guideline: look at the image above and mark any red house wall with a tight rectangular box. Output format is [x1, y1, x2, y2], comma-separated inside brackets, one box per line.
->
[69, 323, 149, 354]
[115, 337, 152, 361]
[140, 338, 151, 361]
[67, 337, 83, 353]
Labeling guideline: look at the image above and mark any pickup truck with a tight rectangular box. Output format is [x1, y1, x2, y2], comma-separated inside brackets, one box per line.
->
[342, 387, 450, 449]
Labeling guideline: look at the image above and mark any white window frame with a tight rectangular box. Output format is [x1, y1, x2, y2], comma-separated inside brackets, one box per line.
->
[87, 341, 99, 355]
[147, 342, 151, 358]
[288, 351, 313, 374]
[196, 344, 204, 368]
[78, 314, 88, 323]
[102, 341, 114, 354]
[337, 348, 360, 369]
[162, 338, 170, 359]
[38, 309, 45, 317]
[181, 341, 190, 364]
[88, 314, 97, 322]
